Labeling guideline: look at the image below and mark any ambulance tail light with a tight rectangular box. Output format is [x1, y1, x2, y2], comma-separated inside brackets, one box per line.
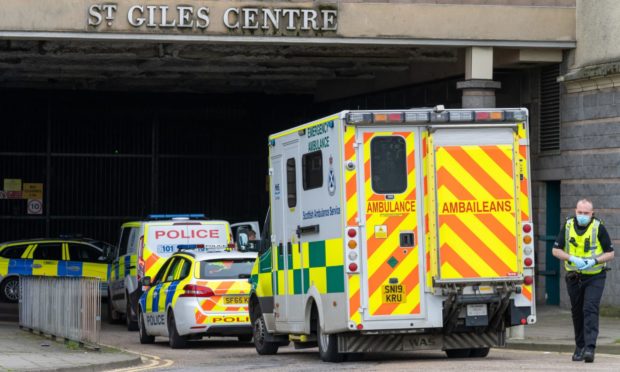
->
[523, 276, 534, 286]
[180, 284, 214, 298]
[346, 226, 361, 274]
[521, 222, 535, 270]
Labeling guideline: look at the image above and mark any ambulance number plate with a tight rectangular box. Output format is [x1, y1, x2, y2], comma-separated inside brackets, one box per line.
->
[224, 296, 248, 305]
[382, 284, 406, 304]
[466, 304, 487, 317]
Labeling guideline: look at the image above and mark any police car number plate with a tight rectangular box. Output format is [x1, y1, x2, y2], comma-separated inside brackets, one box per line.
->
[382, 284, 406, 304]
[467, 304, 487, 317]
[224, 296, 248, 305]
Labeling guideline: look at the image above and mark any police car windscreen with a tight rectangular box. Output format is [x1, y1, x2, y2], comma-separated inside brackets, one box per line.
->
[149, 224, 228, 255]
[199, 259, 254, 280]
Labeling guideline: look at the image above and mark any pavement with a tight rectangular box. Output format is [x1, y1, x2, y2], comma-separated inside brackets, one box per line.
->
[506, 305, 620, 355]
[0, 321, 141, 372]
[0, 305, 619, 371]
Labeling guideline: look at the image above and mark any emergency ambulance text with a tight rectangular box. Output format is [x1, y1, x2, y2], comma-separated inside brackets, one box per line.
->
[440, 200, 512, 214]
[366, 200, 416, 214]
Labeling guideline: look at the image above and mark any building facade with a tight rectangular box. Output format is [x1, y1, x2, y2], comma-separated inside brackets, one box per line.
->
[1, 1, 616, 308]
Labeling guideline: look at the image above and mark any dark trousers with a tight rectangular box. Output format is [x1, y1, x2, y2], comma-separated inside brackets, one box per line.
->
[565, 271, 606, 350]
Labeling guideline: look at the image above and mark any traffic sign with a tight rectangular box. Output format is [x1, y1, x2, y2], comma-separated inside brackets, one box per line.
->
[27, 199, 43, 215]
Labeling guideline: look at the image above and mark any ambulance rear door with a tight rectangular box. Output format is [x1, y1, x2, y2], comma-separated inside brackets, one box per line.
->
[356, 125, 426, 323]
[430, 124, 522, 283]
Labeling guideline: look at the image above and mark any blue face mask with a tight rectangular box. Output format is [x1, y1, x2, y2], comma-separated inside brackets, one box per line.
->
[576, 215, 591, 226]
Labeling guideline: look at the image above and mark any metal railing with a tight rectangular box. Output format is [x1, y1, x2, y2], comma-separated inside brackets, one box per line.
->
[19, 276, 101, 345]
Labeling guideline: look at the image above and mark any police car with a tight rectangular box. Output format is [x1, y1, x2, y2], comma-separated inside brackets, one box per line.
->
[137, 248, 257, 348]
[0, 237, 113, 302]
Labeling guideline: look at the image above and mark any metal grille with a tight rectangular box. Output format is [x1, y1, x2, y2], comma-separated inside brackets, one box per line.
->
[540, 65, 561, 152]
[19, 276, 101, 345]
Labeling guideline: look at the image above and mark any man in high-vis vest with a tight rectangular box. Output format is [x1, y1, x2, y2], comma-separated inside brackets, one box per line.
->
[552, 199, 615, 363]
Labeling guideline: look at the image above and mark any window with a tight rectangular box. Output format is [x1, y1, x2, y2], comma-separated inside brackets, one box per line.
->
[164, 258, 191, 282]
[126, 228, 139, 255]
[199, 259, 255, 280]
[302, 151, 323, 190]
[118, 228, 132, 256]
[165, 258, 181, 282]
[286, 158, 297, 208]
[371, 136, 407, 194]
[68, 243, 103, 263]
[152, 259, 173, 285]
[0, 244, 29, 259]
[32, 243, 63, 260]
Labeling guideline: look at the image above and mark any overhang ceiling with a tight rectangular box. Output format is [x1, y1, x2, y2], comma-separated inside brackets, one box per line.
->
[0, 39, 460, 97]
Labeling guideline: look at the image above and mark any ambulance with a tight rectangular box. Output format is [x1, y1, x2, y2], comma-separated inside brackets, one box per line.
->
[249, 106, 536, 362]
[108, 214, 234, 331]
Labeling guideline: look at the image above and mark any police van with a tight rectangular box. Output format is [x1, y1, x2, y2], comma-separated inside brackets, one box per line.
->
[249, 107, 536, 361]
[108, 214, 234, 330]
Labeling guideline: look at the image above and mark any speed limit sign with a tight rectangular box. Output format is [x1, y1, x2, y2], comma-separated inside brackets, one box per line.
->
[27, 199, 43, 215]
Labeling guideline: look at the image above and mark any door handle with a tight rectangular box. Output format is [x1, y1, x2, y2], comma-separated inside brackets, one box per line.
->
[32, 264, 42, 268]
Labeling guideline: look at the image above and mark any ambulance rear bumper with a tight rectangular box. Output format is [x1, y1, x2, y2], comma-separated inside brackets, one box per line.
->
[337, 330, 505, 353]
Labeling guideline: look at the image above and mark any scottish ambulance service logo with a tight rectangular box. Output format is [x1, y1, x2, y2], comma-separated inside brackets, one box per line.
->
[328, 156, 336, 196]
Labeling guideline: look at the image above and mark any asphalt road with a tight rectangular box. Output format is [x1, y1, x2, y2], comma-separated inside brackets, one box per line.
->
[3, 301, 620, 371]
[97, 301, 620, 372]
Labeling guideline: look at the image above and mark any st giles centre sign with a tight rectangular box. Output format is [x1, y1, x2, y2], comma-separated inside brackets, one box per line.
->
[87, 2, 338, 34]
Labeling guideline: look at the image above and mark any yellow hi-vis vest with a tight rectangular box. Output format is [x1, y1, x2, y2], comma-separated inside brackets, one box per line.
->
[564, 218, 605, 275]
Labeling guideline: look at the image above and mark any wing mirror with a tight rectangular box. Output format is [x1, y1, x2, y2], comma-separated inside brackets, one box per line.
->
[140, 276, 152, 287]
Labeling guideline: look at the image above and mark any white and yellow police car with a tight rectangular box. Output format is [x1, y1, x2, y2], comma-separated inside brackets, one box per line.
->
[138, 248, 257, 348]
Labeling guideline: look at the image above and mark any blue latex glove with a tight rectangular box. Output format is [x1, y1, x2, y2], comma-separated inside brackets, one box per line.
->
[569, 256, 586, 269]
[580, 259, 596, 271]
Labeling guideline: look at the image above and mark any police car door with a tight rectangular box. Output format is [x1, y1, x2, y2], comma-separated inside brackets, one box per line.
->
[357, 126, 426, 323]
[142, 258, 175, 336]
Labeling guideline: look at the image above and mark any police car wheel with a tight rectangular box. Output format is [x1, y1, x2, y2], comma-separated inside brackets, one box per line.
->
[253, 314, 279, 355]
[445, 348, 472, 358]
[126, 297, 139, 331]
[0, 277, 19, 303]
[317, 316, 344, 363]
[138, 310, 155, 344]
[469, 348, 490, 358]
[167, 311, 187, 349]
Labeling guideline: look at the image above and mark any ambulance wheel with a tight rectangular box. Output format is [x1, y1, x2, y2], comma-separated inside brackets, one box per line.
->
[445, 348, 472, 358]
[238, 335, 252, 343]
[138, 309, 155, 344]
[126, 297, 139, 331]
[316, 316, 344, 363]
[0, 277, 19, 303]
[167, 311, 187, 349]
[253, 313, 279, 355]
[469, 347, 490, 358]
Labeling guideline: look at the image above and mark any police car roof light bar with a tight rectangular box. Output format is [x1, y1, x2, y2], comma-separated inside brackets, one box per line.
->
[147, 213, 206, 220]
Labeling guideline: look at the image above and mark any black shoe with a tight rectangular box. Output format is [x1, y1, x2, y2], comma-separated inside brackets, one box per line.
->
[583, 349, 595, 363]
[572, 347, 584, 361]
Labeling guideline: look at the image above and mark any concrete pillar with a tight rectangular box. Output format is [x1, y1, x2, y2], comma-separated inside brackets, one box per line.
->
[457, 47, 501, 108]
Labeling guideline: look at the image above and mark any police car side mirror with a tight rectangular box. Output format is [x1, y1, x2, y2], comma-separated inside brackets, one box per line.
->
[141, 276, 152, 287]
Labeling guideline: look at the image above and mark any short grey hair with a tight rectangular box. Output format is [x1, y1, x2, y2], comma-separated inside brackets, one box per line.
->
[576, 198, 593, 209]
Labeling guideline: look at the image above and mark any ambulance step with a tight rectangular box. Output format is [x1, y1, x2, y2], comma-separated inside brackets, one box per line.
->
[443, 330, 505, 350]
[337, 331, 504, 353]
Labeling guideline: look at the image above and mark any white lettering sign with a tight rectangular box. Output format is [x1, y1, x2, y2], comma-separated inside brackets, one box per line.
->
[88, 3, 337, 33]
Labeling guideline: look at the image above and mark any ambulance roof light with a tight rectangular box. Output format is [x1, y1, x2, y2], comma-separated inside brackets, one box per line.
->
[348, 112, 373, 124]
[430, 111, 450, 122]
[404, 112, 430, 123]
[148, 214, 206, 220]
[475, 111, 504, 121]
[449, 111, 474, 122]
[504, 110, 527, 121]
